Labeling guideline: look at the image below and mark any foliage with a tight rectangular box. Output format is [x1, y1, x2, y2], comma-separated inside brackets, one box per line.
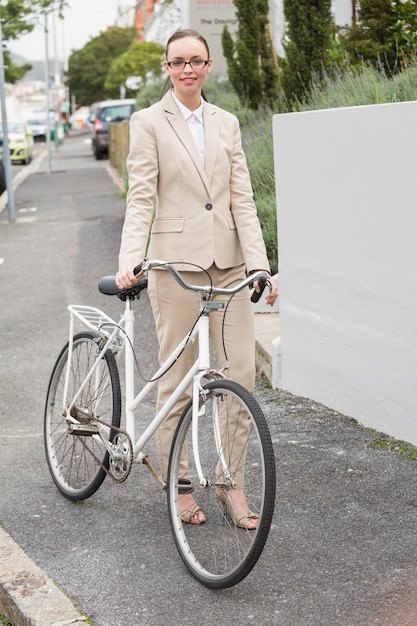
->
[281, 0, 333, 107]
[0, 0, 67, 83]
[135, 78, 166, 109]
[389, 0, 417, 67]
[0, 0, 67, 40]
[3, 48, 31, 82]
[337, 0, 417, 74]
[221, 0, 280, 110]
[105, 41, 164, 97]
[0, 615, 12, 626]
[337, 0, 398, 73]
[66, 27, 137, 105]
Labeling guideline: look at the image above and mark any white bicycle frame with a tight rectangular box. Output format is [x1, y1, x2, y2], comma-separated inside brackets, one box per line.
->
[62, 261, 269, 487]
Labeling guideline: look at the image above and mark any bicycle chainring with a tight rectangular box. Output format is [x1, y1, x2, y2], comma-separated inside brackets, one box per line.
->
[71, 415, 133, 484]
[109, 431, 133, 482]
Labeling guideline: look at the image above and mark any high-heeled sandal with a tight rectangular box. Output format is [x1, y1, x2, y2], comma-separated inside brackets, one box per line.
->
[216, 490, 259, 530]
[180, 503, 206, 525]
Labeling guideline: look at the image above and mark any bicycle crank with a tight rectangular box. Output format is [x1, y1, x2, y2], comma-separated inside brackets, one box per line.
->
[66, 410, 133, 484]
[109, 432, 133, 482]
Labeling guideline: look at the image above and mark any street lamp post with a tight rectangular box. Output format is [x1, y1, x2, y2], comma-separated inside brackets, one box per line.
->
[44, 10, 52, 174]
[0, 12, 16, 221]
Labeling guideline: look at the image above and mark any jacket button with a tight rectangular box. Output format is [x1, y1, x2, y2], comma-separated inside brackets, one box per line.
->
[205, 203, 213, 211]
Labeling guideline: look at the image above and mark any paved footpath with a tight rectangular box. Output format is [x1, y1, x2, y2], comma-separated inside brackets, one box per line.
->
[1, 131, 417, 626]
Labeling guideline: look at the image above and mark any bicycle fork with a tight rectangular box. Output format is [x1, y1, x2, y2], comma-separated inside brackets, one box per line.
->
[191, 304, 234, 489]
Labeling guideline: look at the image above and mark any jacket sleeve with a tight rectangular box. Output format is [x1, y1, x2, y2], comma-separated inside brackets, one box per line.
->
[228, 114, 271, 274]
[118, 110, 158, 269]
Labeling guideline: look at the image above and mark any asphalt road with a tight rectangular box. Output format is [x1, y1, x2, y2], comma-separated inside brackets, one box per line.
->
[1, 130, 417, 626]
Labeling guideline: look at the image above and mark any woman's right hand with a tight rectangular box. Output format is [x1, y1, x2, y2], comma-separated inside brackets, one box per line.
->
[116, 264, 142, 289]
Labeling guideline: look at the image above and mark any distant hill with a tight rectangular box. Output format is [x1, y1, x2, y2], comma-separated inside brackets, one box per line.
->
[10, 51, 56, 82]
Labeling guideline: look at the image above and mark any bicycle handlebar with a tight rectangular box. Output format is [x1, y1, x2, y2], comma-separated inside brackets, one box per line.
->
[136, 259, 270, 298]
[98, 259, 270, 300]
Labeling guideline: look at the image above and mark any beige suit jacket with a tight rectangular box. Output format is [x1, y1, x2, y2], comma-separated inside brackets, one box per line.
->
[119, 90, 270, 274]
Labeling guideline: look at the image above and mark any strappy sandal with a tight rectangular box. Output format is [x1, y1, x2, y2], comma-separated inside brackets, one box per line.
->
[180, 503, 206, 525]
[216, 490, 259, 530]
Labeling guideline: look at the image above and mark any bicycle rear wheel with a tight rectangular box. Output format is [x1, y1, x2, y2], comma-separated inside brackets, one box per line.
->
[167, 379, 276, 589]
[44, 331, 121, 501]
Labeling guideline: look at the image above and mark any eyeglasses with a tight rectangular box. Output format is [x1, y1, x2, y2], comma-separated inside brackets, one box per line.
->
[167, 59, 209, 69]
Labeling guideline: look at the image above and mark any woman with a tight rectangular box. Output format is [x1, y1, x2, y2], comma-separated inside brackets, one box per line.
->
[116, 29, 278, 527]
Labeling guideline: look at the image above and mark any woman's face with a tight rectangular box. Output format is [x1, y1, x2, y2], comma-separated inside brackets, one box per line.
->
[164, 36, 212, 102]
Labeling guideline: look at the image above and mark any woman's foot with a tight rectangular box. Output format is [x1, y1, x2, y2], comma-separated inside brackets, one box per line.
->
[179, 493, 206, 525]
[217, 488, 259, 530]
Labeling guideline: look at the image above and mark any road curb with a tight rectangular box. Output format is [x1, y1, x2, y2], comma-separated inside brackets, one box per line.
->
[0, 527, 87, 626]
[0, 149, 47, 215]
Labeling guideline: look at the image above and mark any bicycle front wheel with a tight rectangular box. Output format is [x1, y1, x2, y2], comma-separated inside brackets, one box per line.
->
[44, 331, 121, 501]
[167, 380, 276, 589]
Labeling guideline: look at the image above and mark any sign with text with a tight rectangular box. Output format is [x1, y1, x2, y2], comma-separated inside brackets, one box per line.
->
[189, 0, 238, 75]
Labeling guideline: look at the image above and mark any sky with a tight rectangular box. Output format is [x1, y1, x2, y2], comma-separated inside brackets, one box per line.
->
[9, 0, 124, 62]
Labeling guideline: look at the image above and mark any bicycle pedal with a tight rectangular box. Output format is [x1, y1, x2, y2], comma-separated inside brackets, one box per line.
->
[68, 423, 100, 436]
[178, 478, 194, 494]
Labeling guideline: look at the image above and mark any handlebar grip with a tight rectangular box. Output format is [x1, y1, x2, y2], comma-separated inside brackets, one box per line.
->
[133, 262, 144, 276]
[250, 277, 268, 303]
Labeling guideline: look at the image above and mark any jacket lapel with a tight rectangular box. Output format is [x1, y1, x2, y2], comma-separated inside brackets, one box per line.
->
[161, 92, 212, 195]
[203, 102, 219, 186]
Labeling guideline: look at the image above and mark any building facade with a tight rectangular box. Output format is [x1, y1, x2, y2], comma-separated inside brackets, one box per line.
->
[130, 0, 354, 74]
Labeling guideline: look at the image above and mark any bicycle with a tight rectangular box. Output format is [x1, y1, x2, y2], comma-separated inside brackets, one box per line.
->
[44, 259, 276, 589]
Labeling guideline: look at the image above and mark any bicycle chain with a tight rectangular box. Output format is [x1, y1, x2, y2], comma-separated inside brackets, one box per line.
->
[71, 413, 133, 483]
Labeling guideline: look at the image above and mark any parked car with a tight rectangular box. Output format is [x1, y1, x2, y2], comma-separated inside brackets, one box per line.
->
[7, 120, 34, 164]
[26, 110, 61, 142]
[90, 98, 135, 160]
[26, 115, 48, 141]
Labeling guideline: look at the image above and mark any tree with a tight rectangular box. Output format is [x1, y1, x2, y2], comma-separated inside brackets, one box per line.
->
[222, 0, 280, 110]
[0, 0, 67, 83]
[339, 0, 417, 73]
[66, 27, 138, 105]
[104, 41, 164, 97]
[338, 0, 397, 72]
[281, 0, 333, 107]
[389, 0, 417, 68]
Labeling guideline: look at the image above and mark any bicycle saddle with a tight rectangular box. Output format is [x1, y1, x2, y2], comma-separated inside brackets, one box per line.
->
[98, 276, 148, 301]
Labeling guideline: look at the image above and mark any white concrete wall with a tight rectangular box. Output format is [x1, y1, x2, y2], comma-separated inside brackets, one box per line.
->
[273, 102, 417, 445]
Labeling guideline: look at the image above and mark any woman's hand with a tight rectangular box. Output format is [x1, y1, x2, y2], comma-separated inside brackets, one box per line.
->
[116, 264, 142, 289]
[265, 276, 278, 306]
[253, 275, 278, 306]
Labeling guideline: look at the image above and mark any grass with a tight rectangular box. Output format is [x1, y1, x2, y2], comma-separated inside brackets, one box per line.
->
[297, 58, 417, 111]
[0, 615, 12, 626]
[369, 434, 417, 461]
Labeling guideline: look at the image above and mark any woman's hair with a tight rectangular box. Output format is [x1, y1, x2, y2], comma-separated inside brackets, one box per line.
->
[160, 29, 210, 101]
[165, 29, 210, 59]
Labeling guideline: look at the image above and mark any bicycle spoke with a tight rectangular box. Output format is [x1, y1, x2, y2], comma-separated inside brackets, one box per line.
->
[167, 380, 276, 589]
[44, 332, 121, 501]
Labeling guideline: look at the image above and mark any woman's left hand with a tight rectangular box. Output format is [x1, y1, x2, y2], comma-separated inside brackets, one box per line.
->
[253, 275, 278, 306]
[265, 276, 278, 306]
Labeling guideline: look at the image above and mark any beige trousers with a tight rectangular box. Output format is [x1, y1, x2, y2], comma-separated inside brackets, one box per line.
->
[148, 264, 256, 484]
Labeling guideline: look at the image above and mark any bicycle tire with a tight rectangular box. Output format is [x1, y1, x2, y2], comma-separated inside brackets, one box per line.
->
[44, 331, 121, 501]
[167, 379, 276, 589]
